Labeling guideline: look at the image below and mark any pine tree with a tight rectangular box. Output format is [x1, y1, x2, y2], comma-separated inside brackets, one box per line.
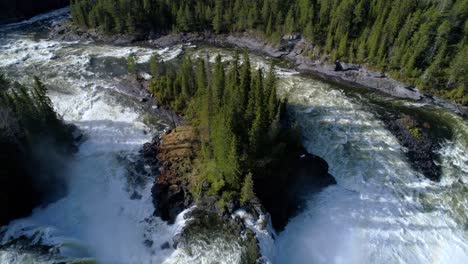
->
[226, 51, 240, 103]
[225, 135, 241, 189]
[239, 50, 251, 112]
[196, 58, 208, 96]
[240, 172, 255, 205]
[127, 54, 137, 76]
[212, 55, 225, 109]
[149, 53, 162, 77]
[285, 7, 295, 34]
[265, 15, 273, 37]
[213, 0, 223, 33]
[265, 64, 278, 123]
[176, 4, 189, 32]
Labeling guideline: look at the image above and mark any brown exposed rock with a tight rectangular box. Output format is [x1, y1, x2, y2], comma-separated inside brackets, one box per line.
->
[151, 126, 198, 224]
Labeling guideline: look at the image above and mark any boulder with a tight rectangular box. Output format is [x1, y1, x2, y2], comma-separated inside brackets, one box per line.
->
[386, 115, 441, 181]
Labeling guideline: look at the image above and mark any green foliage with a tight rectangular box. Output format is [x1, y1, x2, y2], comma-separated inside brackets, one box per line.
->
[149, 53, 163, 77]
[409, 128, 423, 140]
[0, 74, 74, 149]
[73, 0, 468, 103]
[240, 172, 255, 205]
[127, 54, 137, 75]
[148, 53, 285, 202]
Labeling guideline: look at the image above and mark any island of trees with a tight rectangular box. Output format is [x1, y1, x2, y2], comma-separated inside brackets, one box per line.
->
[146, 51, 301, 206]
[71, 0, 467, 104]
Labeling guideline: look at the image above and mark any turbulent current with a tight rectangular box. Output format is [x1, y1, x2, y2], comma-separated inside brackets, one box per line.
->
[0, 9, 467, 264]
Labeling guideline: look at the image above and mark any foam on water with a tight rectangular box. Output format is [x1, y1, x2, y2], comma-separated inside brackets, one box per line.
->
[0, 19, 193, 263]
[275, 77, 468, 264]
[189, 47, 299, 77]
[234, 210, 276, 264]
[1, 9, 467, 264]
[0, 13, 259, 263]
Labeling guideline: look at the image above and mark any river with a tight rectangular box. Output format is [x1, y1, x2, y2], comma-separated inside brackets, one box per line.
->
[0, 8, 467, 264]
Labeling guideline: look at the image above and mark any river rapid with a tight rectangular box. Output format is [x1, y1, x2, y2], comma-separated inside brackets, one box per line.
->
[0, 9, 467, 264]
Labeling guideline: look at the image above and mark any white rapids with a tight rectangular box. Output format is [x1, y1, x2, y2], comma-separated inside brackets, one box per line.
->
[274, 77, 468, 264]
[1, 9, 467, 264]
[0, 10, 270, 264]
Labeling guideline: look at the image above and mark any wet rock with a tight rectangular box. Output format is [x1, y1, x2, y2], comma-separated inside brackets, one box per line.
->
[160, 242, 171, 250]
[335, 60, 344, 71]
[130, 191, 142, 200]
[255, 147, 336, 231]
[49, 23, 466, 117]
[150, 126, 196, 224]
[144, 239, 153, 248]
[173, 209, 259, 263]
[386, 115, 441, 181]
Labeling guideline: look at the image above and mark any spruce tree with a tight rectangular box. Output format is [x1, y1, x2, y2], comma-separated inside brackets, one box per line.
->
[211, 55, 225, 109]
[240, 173, 255, 205]
[213, 0, 223, 33]
[127, 54, 137, 76]
[149, 53, 162, 77]
[239, 51, 251, 112]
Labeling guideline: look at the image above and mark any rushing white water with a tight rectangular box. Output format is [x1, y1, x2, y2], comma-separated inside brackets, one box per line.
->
[1, 9, 467, 264]
[0, 11, 192, 264]
[274, 77, 468, 264]
[0, 11, 269, 264]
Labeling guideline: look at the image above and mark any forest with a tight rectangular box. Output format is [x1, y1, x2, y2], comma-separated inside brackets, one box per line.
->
[0, 75, 73, 147]
[0, 75, 74, 225]
[146, 52, 300, 205]
[70, 0, 467, 104]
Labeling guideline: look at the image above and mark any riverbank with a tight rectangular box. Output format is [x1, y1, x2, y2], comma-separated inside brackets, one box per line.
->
[49, 24, 468, 118]
[47, 22, 465, 182]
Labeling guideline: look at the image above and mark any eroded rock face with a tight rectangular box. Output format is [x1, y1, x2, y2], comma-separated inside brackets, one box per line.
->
[147, 124, 336, 232]
[0, 0, 68, 25]
[255, 147, 336, 231]
[150, 126, 196, 224]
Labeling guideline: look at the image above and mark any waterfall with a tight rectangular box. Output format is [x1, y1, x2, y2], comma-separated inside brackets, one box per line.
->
[0, 9, 467, 264]
[275, 77, 468, 264]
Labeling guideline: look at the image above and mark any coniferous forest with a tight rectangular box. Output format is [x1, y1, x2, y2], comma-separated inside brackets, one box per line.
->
[71, 0, 467, 104]
[1, 1, 468, 262]
[148, 51, 300, 205]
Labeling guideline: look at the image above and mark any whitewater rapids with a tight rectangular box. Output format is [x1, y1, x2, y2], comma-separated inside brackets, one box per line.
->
[0, 9, 467, 264]
[274, 77, 468, 264]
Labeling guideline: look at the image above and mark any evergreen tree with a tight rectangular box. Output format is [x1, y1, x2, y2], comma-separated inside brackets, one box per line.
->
[213, 0, 223, 34]
[149, 53, 162, 77]
[285, 7, 295, 33]
[239, 50, 251, 112]
[240, 173, 255, 205]
[212, 55, 225, 109]
[127, 54, 137, 76]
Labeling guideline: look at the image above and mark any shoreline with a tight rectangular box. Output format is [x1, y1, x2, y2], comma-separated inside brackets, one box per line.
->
[49, 22, 456, 181]
[49, 24, 468, 118]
